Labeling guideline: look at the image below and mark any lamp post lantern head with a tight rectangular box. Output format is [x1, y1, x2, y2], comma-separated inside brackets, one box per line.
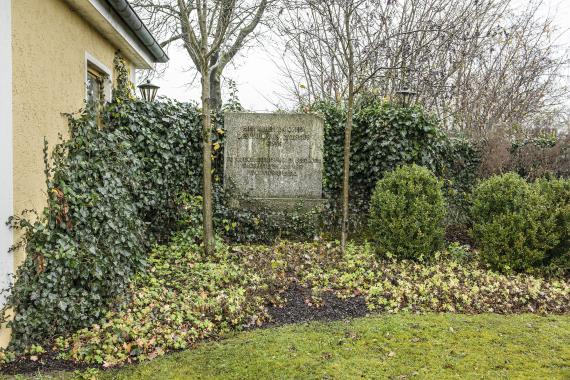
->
[138, 80, 160, 102]
[396, 87, 417, 107]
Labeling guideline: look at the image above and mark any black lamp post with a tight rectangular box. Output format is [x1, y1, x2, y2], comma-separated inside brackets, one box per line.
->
[396, 87, 417, 107]
[138, 80, 160, 102]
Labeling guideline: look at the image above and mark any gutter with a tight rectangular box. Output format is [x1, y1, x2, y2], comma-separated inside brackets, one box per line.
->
[106, 0, 169, 63]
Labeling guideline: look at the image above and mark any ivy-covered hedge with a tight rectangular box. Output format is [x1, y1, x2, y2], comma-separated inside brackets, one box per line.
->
[3, 98, 203, 351]
[311, 99, 479, 232]
[313, 100, 448, 199]
[103, 99, 203, 240]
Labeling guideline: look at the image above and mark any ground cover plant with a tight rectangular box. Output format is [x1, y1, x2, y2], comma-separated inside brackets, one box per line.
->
[52, 230, 272, 367]
[3, 233, 567, 371]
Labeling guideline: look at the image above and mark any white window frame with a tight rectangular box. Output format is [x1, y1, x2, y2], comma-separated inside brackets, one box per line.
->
[130, 63, 137, 85]
[85, 52, 113, 104]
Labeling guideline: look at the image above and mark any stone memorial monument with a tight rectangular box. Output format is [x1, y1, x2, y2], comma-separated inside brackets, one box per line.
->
[224, 112, 324, 210]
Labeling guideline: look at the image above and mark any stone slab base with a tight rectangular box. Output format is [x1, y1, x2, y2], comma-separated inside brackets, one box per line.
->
[229, 197, 325, 212]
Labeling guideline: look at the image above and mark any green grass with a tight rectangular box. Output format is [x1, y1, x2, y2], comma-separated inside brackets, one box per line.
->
[7, 313, 570, 380]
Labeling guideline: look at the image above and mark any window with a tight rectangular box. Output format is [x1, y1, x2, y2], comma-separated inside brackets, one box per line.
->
[85, 53, 112, 110]
[86, 66, 105, 108]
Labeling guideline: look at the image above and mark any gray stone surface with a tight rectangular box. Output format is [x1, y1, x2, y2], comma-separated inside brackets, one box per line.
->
[224, 112, 324, 209]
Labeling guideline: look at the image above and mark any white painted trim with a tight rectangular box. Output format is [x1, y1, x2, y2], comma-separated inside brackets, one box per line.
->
[64, 0, 155, 68]
[88, 0, 154, 67]
[0, 0, 14, 306]
[130, 64, 137, 85]
[85, 51, 113, 103]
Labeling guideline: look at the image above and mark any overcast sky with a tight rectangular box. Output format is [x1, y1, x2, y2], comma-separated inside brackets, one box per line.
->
[146, 0, 570, 111]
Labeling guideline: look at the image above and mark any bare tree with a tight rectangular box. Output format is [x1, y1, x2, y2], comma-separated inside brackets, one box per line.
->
[278, 0, 569, 136]
[132, 0, 270, 254]
[278, 0, 409, 250]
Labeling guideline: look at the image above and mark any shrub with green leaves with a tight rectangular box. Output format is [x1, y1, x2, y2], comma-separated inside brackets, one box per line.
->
[3, 96, 203, 351]
[470, 173, 559, 273]
[534, 177, 570, 273]
[43, 240, 570, 367]
[368, 165, 446, 261]
[311, 99, 477, 233]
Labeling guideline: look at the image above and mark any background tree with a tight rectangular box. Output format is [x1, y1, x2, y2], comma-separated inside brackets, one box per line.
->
[278, 0, 569, 136]
[278, 0, 452, 249]
[277, 0, 390, 250]
[132, 0, 270, 253]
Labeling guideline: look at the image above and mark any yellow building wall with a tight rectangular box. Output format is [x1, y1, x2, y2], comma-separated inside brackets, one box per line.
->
[11, 0, 131, 266]
[2, 0, 133, 348]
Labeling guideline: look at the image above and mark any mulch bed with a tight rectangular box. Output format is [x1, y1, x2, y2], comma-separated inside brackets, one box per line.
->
[445, 224, 474, 246]
[265, 284, 369, 326]
[0, 349, 92, 376]
[1, 285, 367, 376]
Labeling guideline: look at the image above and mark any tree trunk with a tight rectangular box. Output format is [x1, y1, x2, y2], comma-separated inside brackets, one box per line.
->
[201, 69, 215, 255]
[209, 53, 223, 111]
[340, 79, 354, 251]
[210, 70, 222, 111]
[341, 5, 355, 253]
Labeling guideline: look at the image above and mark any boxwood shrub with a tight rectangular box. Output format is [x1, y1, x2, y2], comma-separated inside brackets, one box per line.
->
[470, 173, 559, 273]
[369, 164, 446, 261]
[534, 177, 570, 273]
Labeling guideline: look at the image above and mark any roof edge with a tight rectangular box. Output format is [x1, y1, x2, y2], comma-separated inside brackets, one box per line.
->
[106, 0, 168, 64]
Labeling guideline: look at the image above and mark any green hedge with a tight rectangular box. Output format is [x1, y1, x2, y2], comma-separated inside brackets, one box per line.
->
[4, 98, 202, 350]
[470, 173, 561, 273]
[312, 99, 479, 232]
[314, 100, 449, 198]
[369, 165, 446, 261]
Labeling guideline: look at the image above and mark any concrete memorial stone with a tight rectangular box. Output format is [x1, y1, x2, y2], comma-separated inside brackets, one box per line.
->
[224, 112, 324, 210]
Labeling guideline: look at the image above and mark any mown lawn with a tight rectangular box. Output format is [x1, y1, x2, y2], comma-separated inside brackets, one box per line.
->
[7, 313, 570, 380]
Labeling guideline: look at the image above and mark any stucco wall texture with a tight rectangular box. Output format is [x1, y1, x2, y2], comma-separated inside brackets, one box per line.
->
[11, 0, 130, 265]
[2, 0, 133, 347]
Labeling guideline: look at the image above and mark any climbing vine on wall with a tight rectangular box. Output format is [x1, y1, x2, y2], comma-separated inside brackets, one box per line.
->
[2, 95, 202, 350]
